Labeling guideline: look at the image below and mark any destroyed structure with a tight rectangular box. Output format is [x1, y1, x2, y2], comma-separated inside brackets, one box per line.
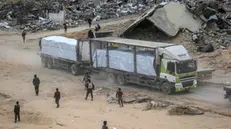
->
[120, 0, 231, 53]
[0, 0, 157, 32]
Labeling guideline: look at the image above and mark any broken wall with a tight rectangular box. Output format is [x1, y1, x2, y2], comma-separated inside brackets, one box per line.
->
[48, 10, 65, 22]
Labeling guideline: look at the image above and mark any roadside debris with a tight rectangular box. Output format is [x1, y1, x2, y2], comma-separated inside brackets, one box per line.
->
[106, 92, 150, 104]
[168, 106, 204, 115]
[143, 100, 169, 111]
[0, 92, 11, 100]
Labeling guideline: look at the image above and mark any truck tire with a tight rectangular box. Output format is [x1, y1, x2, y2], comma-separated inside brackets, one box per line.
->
[70, 64, 78, 76]
[47, 58, 53, 69]
[117, 75, 126, 85]
[161, 82, 173, 95]
[41, 57, 47, 68]
[108, 73, 116, 83]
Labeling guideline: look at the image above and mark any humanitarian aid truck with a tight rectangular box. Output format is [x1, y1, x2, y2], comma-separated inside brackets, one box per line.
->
[40, 36, 197, 94]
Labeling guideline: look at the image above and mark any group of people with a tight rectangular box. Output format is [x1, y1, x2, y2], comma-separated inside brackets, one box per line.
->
[82, 72, 124, 107]
[14, 72, 124, 129]
[14, 74, 61, 123]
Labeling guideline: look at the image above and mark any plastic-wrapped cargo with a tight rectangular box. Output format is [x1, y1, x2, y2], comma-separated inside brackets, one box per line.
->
[41, 36, 77, 61]
[93, 49, 156, 76]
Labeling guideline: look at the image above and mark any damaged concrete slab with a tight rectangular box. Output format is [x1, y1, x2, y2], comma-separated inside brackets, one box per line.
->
[147, 2, 203, 36]
[120, 2, 203, 37]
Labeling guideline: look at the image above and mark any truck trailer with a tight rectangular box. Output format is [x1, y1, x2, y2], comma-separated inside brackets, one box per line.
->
[89, 37, 198, 94]
[40, 31, 113, 75]
[40, 36, 91, 75]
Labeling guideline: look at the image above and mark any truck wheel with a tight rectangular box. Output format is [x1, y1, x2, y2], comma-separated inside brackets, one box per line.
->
[117, 75, 126, 85]
[161, 82, 173, 95]
[41, 57, 47, 68]
[47, 58, 53, 69]
[108, 73, 116, 83]
[70, 64, 78, 76]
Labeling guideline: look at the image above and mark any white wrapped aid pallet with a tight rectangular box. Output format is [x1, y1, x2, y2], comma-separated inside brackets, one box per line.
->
[41, 36, 77, 61]
[93, 49, 156, 76]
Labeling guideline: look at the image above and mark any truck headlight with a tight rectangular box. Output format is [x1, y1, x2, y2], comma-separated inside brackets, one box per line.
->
[193, 80, 197, 85]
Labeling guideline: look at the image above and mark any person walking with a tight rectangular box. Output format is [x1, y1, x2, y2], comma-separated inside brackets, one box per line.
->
[102, 121, 109, 129]
[63, 23, 67, 33]
[54, 88, 61, 108]
[39, 38, 42, 51]
[88, 18, 92, 28]
[14, 101, 20, 123]
[22, 30, 26, 43]
[83, 72, 91, 89]
[33, 74, 40, 96]
[116, 88, 124, 107]
[85, 79, 95, 101]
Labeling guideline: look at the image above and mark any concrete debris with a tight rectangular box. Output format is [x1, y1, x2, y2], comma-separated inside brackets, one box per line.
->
[147, 2, 203, 36]
[0, 0, 156, 32]
[143, 100, 168, 111]
[120, 1, 231, 54]
[168, 106, 204, 115]
[106, 92, 150, 104]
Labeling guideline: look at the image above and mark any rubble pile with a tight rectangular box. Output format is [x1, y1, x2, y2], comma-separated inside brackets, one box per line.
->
[0, 0, 155, 32]
[168, 106, 204, 115]
[120, 1, 231, 69]
[0, 0, 63, 32]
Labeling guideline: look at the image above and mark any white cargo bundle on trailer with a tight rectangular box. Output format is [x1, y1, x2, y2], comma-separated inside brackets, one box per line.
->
[41, 36, 77, 61]
[93, 49, 157, 76]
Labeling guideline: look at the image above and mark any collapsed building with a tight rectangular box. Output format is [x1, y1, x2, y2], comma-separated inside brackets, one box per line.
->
[120, 1, 231, 53]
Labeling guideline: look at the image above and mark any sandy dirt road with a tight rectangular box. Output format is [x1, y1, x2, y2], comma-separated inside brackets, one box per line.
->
[1, 19, 231, 129]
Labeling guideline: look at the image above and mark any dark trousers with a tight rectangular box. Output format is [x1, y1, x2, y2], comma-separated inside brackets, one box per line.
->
[34, 86, 39, 96]
[118, 98, 123, 107]
[14, 113, 20, 123]
[85, 89, 93, 100]
[55, 99, 60, 108]
[64, 28, 67, 33]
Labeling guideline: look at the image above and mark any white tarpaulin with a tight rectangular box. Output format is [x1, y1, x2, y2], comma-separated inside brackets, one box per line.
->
[41, 36, 77, 61]
[93, 49, 156, 76]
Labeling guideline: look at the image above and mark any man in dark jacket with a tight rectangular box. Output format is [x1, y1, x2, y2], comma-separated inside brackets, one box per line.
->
[33, 74, 40, 96]
[14, 101, 20, 123]
[116, 88, 123, 107]
[54, 88, 61, 108]
[85, 79, 95, 101]
[102, 121, 109, 129]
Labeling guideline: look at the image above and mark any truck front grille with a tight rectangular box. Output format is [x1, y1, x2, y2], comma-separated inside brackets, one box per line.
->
[181, 81, 194, 87]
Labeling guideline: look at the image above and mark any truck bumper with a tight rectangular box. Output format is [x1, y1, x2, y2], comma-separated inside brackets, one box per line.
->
[174, 81, 197, 92]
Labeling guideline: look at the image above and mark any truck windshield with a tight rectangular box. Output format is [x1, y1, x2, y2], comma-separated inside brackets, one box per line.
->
[176, 60, 197, 74]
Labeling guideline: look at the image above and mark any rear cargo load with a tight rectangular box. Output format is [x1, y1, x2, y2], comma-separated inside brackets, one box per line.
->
[93, 48, 156, 76]
[41, 36, 77, 61]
